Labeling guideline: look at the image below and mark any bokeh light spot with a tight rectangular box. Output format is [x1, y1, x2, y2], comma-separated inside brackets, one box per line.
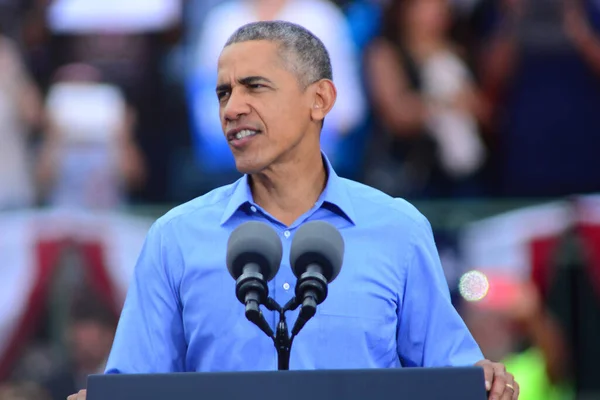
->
[459, 270, 489, 302]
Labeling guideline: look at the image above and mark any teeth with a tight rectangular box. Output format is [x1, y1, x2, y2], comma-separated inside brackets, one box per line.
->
[235, 129, 258, 140]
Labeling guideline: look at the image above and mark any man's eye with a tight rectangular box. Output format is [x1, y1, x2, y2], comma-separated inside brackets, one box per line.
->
[217, 91, 230, 100]
[249, 84, 265, 89]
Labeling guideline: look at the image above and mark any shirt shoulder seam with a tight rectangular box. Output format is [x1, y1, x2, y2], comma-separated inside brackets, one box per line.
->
[157, 191, 234, 230]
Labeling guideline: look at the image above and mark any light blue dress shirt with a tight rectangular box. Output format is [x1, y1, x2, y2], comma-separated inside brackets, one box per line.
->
[105, 154, 484, 374]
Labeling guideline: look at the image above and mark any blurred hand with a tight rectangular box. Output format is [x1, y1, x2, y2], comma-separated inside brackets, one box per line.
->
[450, 88, 492, 123]
[67, 389, 86, 400]
[475, 359, 519, 400]
[450, 90, 473, 113]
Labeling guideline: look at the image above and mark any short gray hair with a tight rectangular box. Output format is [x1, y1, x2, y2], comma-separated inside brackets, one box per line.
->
[224, 20, 333, 88]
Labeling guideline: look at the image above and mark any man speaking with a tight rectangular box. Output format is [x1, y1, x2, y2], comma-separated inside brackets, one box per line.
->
[69, 21, 518, 400]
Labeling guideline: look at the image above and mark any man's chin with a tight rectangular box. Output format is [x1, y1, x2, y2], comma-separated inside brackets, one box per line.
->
[232, 150, 279, 175]
[234, 160, 266, 175]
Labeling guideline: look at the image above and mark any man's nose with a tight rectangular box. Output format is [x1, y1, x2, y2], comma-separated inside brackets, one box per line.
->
[223, 89, 251, 121]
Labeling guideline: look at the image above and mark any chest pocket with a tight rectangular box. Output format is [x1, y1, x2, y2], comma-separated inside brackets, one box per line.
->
[313, 281, 397, 367]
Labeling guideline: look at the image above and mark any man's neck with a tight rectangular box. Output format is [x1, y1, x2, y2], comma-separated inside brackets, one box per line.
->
[250, 150, 326, 227]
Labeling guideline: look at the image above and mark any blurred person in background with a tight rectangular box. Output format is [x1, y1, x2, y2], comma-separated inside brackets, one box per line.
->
[542, 218, 600, 399]
[36, 63, 146, 210]
[363, 0, 489, 199]
[478, 0, 600, 197]
[462, 274, 573, 400]
[185, 0, 366, 191]
[0, 381, 51, 400]
[0, 30, 43, 210]
[41, 0, 183, 203]
[42, 293, 117, 400]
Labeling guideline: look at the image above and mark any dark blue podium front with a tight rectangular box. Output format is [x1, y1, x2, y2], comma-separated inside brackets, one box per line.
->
[87, 367, 487, 400]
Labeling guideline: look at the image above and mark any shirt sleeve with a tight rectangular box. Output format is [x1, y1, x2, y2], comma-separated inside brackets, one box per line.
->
[396, 214, 484, 367]
[105, 220, 186, 373]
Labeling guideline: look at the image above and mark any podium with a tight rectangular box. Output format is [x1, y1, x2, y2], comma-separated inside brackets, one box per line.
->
[87, 367, 487, 400]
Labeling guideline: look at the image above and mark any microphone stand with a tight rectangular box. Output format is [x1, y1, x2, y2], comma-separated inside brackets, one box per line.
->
[262, 298, 303, 370]
[242, 278, 323, 370]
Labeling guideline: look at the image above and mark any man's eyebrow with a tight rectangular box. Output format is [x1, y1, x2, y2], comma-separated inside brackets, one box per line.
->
[215, 76, 273, 93]
[238, 76, 274, 86]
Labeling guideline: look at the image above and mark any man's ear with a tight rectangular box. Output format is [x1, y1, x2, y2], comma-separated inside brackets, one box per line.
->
[310, 79, 337, 123]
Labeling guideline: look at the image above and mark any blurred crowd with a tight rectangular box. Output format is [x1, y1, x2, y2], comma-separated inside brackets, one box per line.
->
[2, 0, 600, 213]
[1, 0, 600, 399]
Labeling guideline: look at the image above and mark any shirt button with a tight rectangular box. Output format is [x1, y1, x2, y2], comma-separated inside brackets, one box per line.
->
[283, 282, 290, 290]
[283, 230, 291, 238]
[250, 206, 257, 213]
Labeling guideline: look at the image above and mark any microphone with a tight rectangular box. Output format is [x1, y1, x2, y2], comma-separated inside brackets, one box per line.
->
[289, 221, 344, 336]
[226, 221, 283, 338]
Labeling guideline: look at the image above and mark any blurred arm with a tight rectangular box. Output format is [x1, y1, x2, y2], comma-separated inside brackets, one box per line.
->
[17, 77, 43, 128]
[1, 36, 43, 128]
[478, 33, 519, 111]
[564, 0, 600, 77]
[504, 281, 571, 385]
[451, 72, 493, 127]
[477, 1, 523, 111]
[526, 310, 571, 384]
[364, 38, 429, 137]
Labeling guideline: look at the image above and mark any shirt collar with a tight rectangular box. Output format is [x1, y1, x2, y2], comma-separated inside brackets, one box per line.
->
[220, 152, 356, 226]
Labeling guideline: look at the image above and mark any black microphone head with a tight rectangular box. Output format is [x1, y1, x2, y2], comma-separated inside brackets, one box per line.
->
[226, 221, 282, 282]
[289, 221, 344, 283]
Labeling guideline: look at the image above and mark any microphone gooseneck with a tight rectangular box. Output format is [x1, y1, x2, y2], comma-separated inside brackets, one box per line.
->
[291, 263, 326, 336]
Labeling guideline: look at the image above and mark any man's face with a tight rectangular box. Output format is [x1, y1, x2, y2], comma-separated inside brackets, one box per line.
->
[216, 40, 314, 174]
